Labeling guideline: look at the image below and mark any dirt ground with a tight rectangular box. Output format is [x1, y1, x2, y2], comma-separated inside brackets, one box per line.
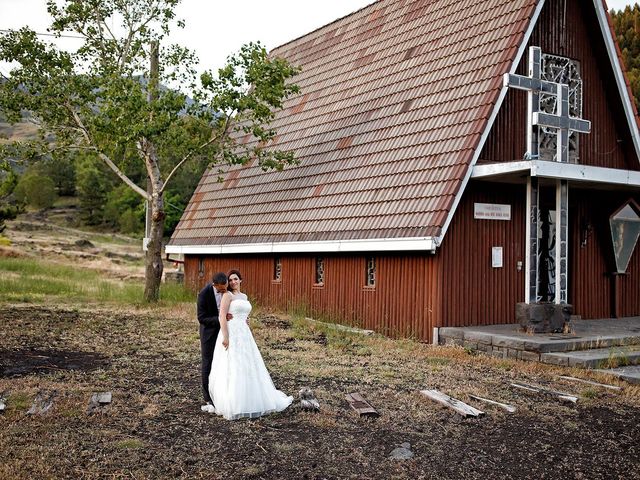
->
[1, 303, 639, 480]
[1, 207, 639, 479]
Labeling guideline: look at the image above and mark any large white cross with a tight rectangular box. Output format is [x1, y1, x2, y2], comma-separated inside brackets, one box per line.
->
[503, 47, 592, 305]
[504, 47, 591, 163]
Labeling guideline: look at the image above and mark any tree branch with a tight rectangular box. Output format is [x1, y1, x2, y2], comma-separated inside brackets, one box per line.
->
[91, 5, 108, 57]
[160, 115, 232, 193]
[118, 6, 164, 73]
[66, 102, 149, 200]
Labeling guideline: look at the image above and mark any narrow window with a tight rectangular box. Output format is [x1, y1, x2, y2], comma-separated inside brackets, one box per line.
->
[365, 257, 376, 287]
[273, 257, 282, 281]
[315, 257, 324, 285]
[198, 257, 204, 278]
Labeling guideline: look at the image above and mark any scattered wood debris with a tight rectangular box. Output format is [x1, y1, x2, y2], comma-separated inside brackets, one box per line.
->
[305, 317, 374, 336]
[557, 375, 623, 391]
[345, 392, 379, 417]
[299, 387, 320, 411]
[87, 391, 112, 415]
[468, 394, 516, 413]
[420, 389, 484, 418]
[27, 390, 56, 415]
[511, 382, 578, 403]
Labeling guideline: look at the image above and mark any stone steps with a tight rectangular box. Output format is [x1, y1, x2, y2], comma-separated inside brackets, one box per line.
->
[540, 345, 640, 368]
[596, 365, 640, 384]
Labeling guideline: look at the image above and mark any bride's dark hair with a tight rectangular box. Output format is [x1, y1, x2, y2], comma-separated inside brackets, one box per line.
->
[227, 269, 242, 292]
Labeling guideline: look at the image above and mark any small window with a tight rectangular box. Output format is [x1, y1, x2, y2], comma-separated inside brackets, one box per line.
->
[315, 257, 324, 285]
[365, 257, 376, 287]
[198, 257, 205, 278]
[273, 257, 282, 282]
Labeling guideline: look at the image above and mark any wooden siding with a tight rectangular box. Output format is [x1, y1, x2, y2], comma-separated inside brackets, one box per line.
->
[184, 253, 441, 342]
[570, 190, 640, 318]
[480, 0, 639, 171]
[438, 181, 526, 327]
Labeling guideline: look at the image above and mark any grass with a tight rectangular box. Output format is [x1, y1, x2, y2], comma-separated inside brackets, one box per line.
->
[1, 293, 640, 477]
[597, 348, 631, 369]
[581, 388, 599, 399]
[7, 392, 30, 412]
[0, 256, 193, 305]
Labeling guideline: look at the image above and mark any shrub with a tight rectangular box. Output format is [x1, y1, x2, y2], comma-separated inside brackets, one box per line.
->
[14, 173, 57, 209]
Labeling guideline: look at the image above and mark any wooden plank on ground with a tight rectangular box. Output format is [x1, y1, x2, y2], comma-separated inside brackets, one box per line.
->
[468, 394, 516, 413]
[557, 375, 622, 391]
[420, 389, 485, 417]
[345, 392, 379, 417]
[305, 317, 375, 336]
[87, 391, 112, 415]
[27, 391, 56, 415]
[510, 382, 578, 403]
[95, 392, 112, 404]
[299, 387, 320, 411]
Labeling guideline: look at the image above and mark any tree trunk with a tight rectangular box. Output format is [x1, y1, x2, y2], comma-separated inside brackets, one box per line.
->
[144, 190, 165, 302]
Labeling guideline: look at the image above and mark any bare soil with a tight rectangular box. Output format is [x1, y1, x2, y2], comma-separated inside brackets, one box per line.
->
[1, 304, 639, 480]
[1, 207, 639, 479]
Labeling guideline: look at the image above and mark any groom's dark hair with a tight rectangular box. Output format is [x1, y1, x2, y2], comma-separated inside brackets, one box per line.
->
[212, 272, 227, 285]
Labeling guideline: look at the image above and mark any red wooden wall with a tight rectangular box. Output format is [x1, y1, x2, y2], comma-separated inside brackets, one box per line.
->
[185, 252, 441, 342]
[570, 190, 640, 318]
[437, 182, 527, 327]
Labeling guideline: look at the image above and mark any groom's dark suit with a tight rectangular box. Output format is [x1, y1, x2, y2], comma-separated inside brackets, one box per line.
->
[197, 284, 222, 404]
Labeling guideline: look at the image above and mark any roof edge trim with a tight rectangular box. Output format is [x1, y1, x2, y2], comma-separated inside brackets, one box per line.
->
[472, 160, 640, 186]
[593, 0, 640, 163]
[166, 236, 437, 255]
[435, 0, 547, 247]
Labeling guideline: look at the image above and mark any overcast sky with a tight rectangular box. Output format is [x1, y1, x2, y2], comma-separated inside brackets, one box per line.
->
[0, 0, 638, 78]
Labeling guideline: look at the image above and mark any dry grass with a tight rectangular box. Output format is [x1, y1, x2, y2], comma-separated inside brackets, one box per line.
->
[1, 302, 639, 479]
[0, 208, 639, 479]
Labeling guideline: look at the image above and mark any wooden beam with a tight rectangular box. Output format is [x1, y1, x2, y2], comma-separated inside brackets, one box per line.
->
[468, 394, 516, 413]
[511, 382, 578, 403]
[345, 392, 379, 417]
[420, 389, 485, 417]
[557, 376, 622, 391]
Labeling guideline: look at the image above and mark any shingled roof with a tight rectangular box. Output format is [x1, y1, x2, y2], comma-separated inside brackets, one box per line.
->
[168, 0, 540, 251]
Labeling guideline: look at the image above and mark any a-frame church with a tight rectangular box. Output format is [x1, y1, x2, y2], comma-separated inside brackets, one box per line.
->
[168, 0, 640, 343]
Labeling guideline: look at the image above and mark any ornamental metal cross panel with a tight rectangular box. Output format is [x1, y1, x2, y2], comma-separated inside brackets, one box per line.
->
[503, 46, 592, 305]
[540, 54, 584, 162]
[503, 47, 591, 163]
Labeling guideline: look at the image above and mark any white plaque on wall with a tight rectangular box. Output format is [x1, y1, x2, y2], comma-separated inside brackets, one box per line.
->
[474, 203, 511, 220]
[492, 246, 503, 268]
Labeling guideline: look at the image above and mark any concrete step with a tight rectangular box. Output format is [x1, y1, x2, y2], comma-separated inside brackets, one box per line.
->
[439, 326, 640, 354]
[540, 345, 640, 368]
[595, 365, 640, 385]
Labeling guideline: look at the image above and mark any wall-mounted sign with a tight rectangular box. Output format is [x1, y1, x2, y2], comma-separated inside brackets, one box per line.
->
[492, 246, 503, 268]
[474, 203, 511, 220]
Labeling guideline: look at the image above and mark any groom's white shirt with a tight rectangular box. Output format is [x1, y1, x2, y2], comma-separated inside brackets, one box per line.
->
[214, 286, 222, 310]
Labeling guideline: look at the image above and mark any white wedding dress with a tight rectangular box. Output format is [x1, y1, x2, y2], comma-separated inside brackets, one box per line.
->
[208, 294, 293, 420]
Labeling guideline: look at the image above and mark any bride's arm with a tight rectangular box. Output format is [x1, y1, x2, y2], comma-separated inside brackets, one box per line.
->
[219, 293, 232, 350]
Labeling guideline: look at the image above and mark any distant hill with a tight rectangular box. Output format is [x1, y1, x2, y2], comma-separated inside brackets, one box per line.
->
[0, 77, 195, 145]
[0, 120, 39, 144]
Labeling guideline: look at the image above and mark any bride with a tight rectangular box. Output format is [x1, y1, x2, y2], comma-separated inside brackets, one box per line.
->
[208, 269, 293, 420]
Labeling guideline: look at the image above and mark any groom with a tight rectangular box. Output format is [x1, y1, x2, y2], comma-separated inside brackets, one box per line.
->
[197, 271, 230, 413]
